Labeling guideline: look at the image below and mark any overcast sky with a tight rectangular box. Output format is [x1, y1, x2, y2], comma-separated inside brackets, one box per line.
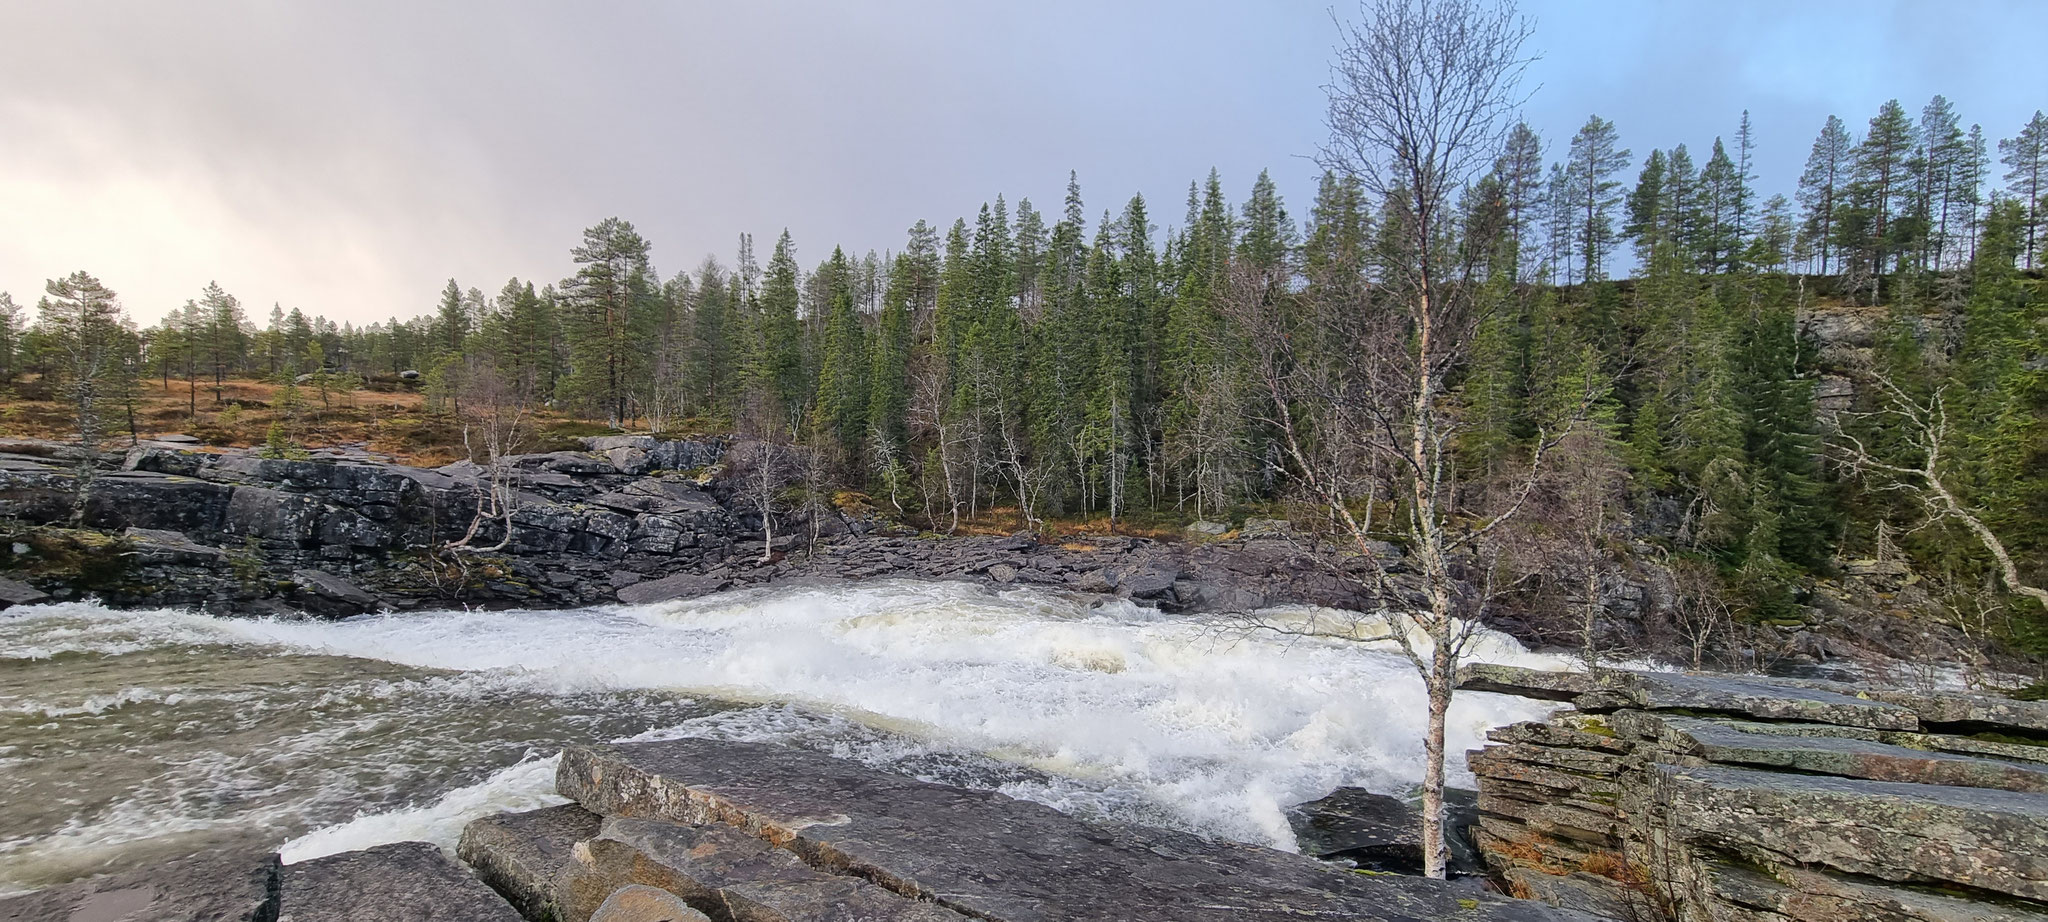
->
[1, 1, 2041, 326]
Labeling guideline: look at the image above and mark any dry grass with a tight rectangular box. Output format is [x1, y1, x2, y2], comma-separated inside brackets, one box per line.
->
[0, 376, 601, 467]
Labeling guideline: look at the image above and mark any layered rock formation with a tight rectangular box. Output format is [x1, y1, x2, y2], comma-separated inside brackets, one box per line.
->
[1462, 664, 2048, 921]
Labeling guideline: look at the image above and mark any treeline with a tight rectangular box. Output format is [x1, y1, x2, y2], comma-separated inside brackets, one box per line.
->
[4, 98, 2044, 631]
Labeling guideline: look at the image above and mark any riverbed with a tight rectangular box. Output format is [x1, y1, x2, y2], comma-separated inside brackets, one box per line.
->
[0, 580, 1566, 894]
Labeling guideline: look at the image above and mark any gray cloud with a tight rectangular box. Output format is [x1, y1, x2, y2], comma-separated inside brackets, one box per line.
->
[0, 1, 2038, 325]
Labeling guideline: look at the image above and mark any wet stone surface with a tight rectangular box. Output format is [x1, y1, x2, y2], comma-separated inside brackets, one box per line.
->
[555, 737, 1597, 922]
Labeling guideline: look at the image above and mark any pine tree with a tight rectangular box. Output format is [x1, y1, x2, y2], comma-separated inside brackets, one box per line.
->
[1845, 100, 1917, 297]
[38, 271, 132, 521]
[1664, 144, 1703, 258]
[1497, 121, 1545, 277]
[1749, 194, 1797, 272]
[1462, 271, 1525, 489]
[1698, 139, 1742, 272]
[560, 217, 657, 425]
[1566, 115, 1631, 282]
[1796, 115, 1855, 273]
[1013, 200, 1048, 321]
[1029, 175, 1093, 512]
[1542, 163, 1575, 284]
[1963, 124, 1991, 265]
[1919, 95, 1968, 271]
[932, 218, 973, 396]
[2000, 110, 2048, 268]
[194, 284, 248, 395]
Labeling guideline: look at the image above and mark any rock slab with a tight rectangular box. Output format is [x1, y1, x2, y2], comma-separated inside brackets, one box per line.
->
[1465, 666, 2048, 921]
[279, 841, 522, 922]
[563, 816, 968, 922]
[589, 884, 711, 922]
[0, 849, 278, 922]
[458, 802, 602, 922]
[556, 737, 1594, 922]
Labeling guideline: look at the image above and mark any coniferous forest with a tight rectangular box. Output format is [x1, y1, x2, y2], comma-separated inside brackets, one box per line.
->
[8, 100, 2048, 652]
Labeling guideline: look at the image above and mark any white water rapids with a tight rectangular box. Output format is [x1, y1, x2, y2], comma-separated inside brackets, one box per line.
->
[0, 580, 1569, 893]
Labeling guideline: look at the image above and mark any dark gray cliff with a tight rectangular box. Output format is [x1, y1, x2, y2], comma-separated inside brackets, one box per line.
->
[0, 437, 1389, 619]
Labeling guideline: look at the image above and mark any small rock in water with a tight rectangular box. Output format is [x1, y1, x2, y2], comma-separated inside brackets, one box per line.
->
[1285, 786, 1482, 875]
[590, 884, 710, 922]
[0, 575, 49, 608]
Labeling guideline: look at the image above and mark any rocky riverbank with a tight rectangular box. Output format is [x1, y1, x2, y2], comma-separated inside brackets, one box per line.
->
[1, 735, 1598, 922]
[0, 434, 2016, 683]
[0, 435, 1403, 619]
[1462, 664, 2048, 921]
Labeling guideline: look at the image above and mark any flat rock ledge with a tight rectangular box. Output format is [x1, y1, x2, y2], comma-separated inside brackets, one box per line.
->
[1460, 663, 2048, 921]
[4, 738, 1601, 922]
[521, 737, 1596, 922]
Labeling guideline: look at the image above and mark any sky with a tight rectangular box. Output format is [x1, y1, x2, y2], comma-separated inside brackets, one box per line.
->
[0, 1, 2041, 326]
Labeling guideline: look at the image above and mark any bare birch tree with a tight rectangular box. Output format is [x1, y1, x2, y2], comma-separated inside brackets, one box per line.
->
[1830, 374, 2048, 610]
[446, 355, 535, 554]
[1230, 0, 1539, 879]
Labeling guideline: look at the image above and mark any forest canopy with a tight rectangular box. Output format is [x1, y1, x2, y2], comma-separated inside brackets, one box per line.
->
[6, 99, 2046, 649]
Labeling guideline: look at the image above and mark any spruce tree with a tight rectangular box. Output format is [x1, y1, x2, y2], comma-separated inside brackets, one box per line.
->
[1731, 286, 1830, 568]
[754, 230, 807, 424]
[815, 247, 869, 461]
[435, 278, 469, 358]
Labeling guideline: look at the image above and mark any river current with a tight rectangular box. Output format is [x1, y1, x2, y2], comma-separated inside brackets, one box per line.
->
[0, 580, 1566, 894]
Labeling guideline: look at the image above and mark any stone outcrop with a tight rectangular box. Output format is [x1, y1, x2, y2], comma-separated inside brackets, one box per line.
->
[1461, 664, 2048, 921]
[534, 737, 1594, 922]
[0, 437, 1396, 619]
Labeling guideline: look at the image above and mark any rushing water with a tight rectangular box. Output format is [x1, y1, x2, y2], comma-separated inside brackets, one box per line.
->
[0, 580, 1568, 894]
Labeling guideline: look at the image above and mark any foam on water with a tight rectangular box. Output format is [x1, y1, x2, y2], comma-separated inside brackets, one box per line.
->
[278, 756, 567, 864]
[1, 580, 1570, 869]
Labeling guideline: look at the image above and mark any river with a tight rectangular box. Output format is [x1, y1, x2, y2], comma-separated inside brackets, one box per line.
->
[0, 579, 1566, 894]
